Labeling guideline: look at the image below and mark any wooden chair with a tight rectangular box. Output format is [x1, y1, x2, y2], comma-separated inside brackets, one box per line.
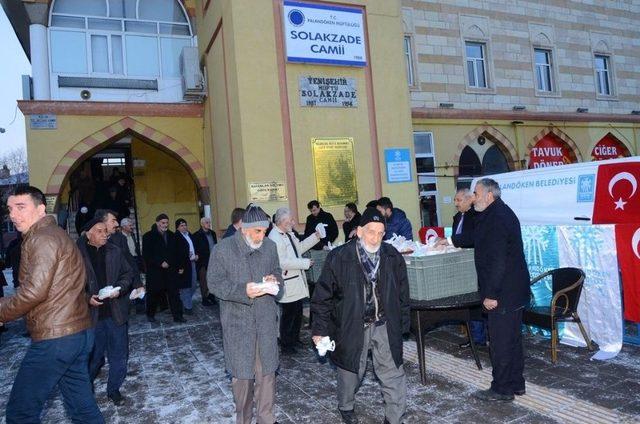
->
[523, 267, 594, 364]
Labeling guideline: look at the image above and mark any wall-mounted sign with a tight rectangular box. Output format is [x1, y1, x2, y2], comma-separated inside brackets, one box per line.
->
[311, 137, 358, 206]
[528, 135, 575, 169]
[30, 114, 57, 129]
[249, 181, 288, 202]
[299, 76, 357, 107]
[45, 195, 57, 213]
[591, 134, 630, 161]
[384, 148, 412, 183]
[283, 1, 366, 67]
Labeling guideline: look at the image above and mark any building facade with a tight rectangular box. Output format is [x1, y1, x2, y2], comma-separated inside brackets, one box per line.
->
[402, 0, 640, 226]
[5, 0, 418, 238]
[3, 0, 639, 238]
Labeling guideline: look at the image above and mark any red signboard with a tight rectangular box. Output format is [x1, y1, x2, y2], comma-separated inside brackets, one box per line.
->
[528, 135, 575, 169]
[591, 134, 631, 161]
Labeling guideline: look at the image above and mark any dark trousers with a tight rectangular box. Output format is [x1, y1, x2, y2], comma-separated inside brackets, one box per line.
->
[280, 299, 303, 348]
[198, 267, 210, 300]
[487, 308, 525, 396]
[146, 274, 183, 319]
[6, 329, 104, 424]
[89, 318, 128, 396]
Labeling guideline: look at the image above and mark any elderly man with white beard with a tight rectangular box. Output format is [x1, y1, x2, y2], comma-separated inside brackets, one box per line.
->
[207, 204, 283, 424]
[311, 207, 411, 424]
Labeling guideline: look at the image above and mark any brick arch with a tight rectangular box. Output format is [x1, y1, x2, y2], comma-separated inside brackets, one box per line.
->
[525, 126, 583, 165]
[587, 131, 633, 160]
[46, 117, 207, 198]
[452, 125, 518, 176]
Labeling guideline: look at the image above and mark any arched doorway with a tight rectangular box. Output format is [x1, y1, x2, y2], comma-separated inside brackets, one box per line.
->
[526, 127, 582, 169]
[457, 130, 514, 189]
[50, 117, 207, 240]
[528, 133, 577, 169]
[591, 133, 631, 161]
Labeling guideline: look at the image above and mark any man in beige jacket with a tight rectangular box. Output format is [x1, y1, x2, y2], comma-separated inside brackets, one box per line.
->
[269, 207, 320, 354]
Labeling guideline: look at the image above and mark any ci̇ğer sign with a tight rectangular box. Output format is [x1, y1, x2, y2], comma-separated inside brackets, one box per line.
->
[283, 1, 367, 67]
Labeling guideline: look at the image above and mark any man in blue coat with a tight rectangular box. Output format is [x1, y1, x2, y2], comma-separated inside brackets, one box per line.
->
[377, 197, 413, 240]
[471, 178, 530, 402]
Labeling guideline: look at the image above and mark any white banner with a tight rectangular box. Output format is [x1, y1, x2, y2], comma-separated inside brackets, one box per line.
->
[283, 1, 366, 66]
[557, 225, 623, 359]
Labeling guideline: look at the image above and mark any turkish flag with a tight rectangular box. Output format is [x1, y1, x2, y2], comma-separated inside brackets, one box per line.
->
[419, 226, 444, 243]
[615, 224, 640, 323]
[592, 161, 640, 224]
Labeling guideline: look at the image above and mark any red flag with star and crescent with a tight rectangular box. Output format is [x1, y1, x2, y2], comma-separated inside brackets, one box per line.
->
[592, 161, 640, 224]
[615, 224, 640, 322]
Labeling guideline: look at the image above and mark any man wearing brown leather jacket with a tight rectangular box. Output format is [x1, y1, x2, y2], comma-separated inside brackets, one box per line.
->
[0, 186, 104, 423]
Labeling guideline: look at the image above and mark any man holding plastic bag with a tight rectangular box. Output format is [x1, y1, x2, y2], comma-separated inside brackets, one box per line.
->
[311, 207, 411, 424]
[208, 204, 283, 424]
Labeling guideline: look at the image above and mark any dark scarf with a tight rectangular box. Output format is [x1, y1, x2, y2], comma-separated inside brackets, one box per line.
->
[356, 239, 383, 324]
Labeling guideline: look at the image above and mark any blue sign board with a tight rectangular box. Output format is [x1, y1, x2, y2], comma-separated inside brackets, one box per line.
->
[384, 148, 412, 183]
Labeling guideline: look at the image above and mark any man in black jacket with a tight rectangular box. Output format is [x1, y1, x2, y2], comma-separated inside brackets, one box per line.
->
[77, 218, 134, 406]
[449, 188, 476, 248]
[95, 210, 142, 289]
[471, 178, 530, 402]
[142, 214, 185, 323]
[304, 200, 338, 250]
[311, 208, 410, 424]
[437, 188, 485, 347]
[192, 217, 217, 306]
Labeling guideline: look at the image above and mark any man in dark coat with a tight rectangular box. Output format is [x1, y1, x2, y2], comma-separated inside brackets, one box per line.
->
[304, 200, 339, 250]
[342, 202, 361, 242]
[311, 207, 410, 424]
[471, 178, 530, 402]
[208, 205, 282, 424]
[77, 219, 134, 406]
[142, 214, 185, 323]
[192, 216, 217, 306]
[377, 197, 413, 241]
[223, 208, 245, 239]
[6, 232, 22, 288]
[95, 209, 142, 289]
[175, 218, 196, 314]
[449, 188, 476, 248]
[437, 188, 484, 347]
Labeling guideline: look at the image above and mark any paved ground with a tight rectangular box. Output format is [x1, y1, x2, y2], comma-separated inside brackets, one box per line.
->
[1, 289, 639, 423]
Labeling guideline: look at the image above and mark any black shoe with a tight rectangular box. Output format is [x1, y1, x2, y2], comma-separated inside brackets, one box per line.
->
[472, 389, 514, 402]
[147, 315, 156, 323]
[207, 294, 217, 303]
[514, 389, 526, 396]
[202, 298, 214, 306]
[174, 317, 187, 323]
[459, 341, 487, 348]
[184, 308, 193, 315]
[108, 390, 125, 406]
[339, 409, 358, 424]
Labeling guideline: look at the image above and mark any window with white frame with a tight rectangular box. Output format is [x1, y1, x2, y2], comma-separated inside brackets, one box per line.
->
[534, 48, 554, 92]
[465, 42, 487, 89]
[594, 54, 612, 96]
[403, 35, 415, 87]
[49, 0, 192, 78]
[414, 131, 439, 227]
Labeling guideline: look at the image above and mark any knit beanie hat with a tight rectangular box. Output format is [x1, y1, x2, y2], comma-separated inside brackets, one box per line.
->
[359, 207, 386, 228]
[175, 218, 187, 229]
[242, 204, 270, 228]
